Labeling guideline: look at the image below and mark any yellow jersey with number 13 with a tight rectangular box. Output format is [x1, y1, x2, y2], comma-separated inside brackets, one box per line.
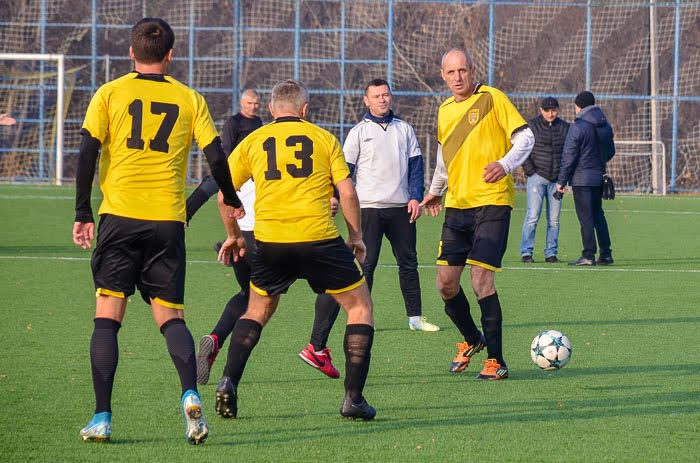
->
[81, 72, 219, 223]
[229, 117, 350, 243]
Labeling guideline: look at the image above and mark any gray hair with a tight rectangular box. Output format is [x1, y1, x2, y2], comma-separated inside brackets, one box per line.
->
[270, 79, 309, 113]
[240, 88, 259, 101]
[440, 48, 474, 69]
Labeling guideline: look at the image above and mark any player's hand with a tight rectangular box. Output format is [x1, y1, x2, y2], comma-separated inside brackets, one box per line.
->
[217, 235, 246, 265]
[483, 162, 506, 183]
[407, 199, 421, 223]
[419, 193, 443, 217]
[330, 197, 339, 218]
[72, 222, 95, 249]
[0, 113, 17, 126]
[556, 183, 566, 194]
[228, 205, 245, 220]
[346, 237, 367, 264]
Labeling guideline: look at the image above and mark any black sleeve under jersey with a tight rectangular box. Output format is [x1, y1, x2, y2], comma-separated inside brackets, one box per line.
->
[75, 128, 100, 223]
[203, 137, 242, 208]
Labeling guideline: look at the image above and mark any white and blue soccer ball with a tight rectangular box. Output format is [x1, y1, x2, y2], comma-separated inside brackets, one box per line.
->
[531, 330, 572, 370]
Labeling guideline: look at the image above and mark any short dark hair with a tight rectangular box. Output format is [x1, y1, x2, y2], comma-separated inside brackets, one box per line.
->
[131, 18, 175, 64]
[364, 79, 391, 94]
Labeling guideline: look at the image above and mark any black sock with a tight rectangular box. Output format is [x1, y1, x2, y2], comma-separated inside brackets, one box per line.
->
[478, 292, 505, 365]
[343, 324, 374, 403]
[443, 287, 481, 345]
[309, 293, 341, 351]
[211, 292, 249, 348]
[160, 318, 197, 395]
[90, 318, 121, 414]
[223, 318, 262, 386]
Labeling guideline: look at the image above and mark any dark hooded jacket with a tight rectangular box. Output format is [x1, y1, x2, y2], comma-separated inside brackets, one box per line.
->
[557, 106, 615, 187]
[522, 115, 569, 182]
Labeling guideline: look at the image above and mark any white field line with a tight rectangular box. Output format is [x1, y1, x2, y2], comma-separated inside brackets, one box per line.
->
[1, 195, 699, 215]
[1, 255, 698, 273]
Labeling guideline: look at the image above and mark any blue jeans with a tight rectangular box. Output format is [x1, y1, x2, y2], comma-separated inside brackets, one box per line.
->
[520, 174, 561, 258]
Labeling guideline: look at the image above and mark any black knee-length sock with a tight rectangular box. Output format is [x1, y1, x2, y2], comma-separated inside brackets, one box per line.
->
[343, 324, 374, 403]
[223, 318, 262, 386]
[90, 318, 121, 414]
[443, 287, 481, 345]
[160, 318, 197, 395]
[478, 292, 505, 365]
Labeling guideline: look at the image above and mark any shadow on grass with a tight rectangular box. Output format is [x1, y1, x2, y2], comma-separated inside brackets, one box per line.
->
[206, 386, 699, 447]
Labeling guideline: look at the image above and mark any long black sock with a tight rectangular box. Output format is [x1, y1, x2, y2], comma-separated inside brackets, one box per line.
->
[343, 324, 374, 403]
[223, 318, 262, 386]
[478, 292, 505, 365]
[309, 293, 341, 350]
[211, 292, 249, 348]
[160, 318, 197, 395]
[90, 318, 121, 414]
[443, 287, 481, 345]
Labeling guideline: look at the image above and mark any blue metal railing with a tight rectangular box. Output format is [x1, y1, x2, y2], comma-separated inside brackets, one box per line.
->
[1, 0, 698, 190]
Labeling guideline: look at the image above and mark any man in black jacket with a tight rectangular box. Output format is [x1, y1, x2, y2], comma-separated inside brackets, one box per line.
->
[557, 91, 615, 266]
[520, 97, 569, 263]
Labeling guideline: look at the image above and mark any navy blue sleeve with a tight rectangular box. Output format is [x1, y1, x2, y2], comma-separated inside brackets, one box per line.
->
[347, 162, 356, 178]
[407, 155, 424, 202]
[557, 124, 580, 186]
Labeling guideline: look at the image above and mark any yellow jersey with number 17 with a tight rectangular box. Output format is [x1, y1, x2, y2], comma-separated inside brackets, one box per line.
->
[81, 72, 219, 223]
[438, 84, 527, 209]
[229, 116, 350, 243]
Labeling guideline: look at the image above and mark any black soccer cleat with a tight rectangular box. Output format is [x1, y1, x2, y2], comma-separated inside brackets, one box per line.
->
[215, 376, 237, 419]
[340, 397, 376, 421]
[596, 256, 614, 265]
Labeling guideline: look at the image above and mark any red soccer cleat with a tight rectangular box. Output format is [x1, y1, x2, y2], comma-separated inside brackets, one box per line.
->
[298, 343, 340, 379]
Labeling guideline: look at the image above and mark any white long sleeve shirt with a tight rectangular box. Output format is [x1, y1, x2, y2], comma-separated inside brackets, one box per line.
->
[343, 116, 423, 208]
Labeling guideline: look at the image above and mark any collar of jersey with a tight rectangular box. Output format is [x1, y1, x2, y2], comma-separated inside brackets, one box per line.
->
[132, 71, 168, 82]
[274, 116, 303, 123]
[363, 109, 394, 125]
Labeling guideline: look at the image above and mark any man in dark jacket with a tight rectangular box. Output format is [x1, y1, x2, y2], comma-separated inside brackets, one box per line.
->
[556, 91, 615, 266]
[520, 97, 569, 263]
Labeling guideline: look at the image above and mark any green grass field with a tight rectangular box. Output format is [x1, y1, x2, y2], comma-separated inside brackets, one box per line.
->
[1, 184, 699, 462]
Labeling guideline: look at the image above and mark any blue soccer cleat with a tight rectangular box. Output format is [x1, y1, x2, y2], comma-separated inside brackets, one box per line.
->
[182, 389, 209, 445]
[80, 411, 112, 442]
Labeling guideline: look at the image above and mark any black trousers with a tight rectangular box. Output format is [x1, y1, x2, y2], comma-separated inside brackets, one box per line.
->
[361, 207, 421, 317]
[572, 186, 612, 260]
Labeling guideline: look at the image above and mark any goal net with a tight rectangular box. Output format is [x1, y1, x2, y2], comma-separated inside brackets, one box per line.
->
[0, 54, 69, 184]
[608, 141, 666, 195]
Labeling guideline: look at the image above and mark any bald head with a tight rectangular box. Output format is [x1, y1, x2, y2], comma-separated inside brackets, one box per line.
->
[440, 48, 473, 70]
[440, 48, 477, 102]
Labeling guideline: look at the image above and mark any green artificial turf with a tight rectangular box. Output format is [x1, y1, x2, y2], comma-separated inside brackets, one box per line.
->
[0, 185, 698, 462]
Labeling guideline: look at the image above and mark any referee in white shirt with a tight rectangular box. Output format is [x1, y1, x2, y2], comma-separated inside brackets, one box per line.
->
[343, 79, 440, 331]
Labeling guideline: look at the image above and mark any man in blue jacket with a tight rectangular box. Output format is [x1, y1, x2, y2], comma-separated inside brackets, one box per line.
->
[556, 91, 615, 266]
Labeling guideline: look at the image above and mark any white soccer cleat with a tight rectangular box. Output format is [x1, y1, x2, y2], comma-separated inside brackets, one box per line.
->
[408, 316, 441, 332]
[182, 390, 208, 445]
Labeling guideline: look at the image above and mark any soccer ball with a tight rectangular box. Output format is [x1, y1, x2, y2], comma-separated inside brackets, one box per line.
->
[530, 330, 572, 370]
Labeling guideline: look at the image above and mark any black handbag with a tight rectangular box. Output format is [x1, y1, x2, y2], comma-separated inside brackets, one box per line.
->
[602, 174, 615, 200]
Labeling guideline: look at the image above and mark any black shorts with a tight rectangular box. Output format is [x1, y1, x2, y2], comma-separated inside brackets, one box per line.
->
[436, 205, 511, 271]
[91, 214, 186, 308]
[249, 236, 365, 297]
